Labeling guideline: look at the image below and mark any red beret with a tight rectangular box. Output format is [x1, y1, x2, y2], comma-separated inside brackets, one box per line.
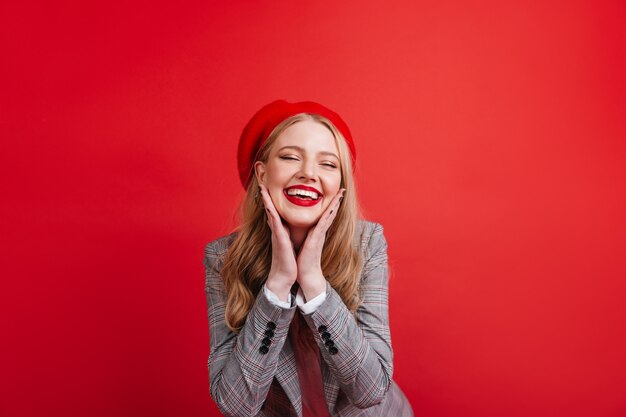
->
[237, 99, 357, 190]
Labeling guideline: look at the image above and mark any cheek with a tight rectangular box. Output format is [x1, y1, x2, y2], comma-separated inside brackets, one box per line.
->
[324, 172, 342, 186]
[267, 169, 290, 186]
[264, 175, 282, 193]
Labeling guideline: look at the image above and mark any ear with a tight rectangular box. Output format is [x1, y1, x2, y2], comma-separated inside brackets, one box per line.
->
[254, 161, 266, 185]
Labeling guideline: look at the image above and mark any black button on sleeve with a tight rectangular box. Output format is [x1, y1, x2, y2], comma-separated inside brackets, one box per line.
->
[329, 346, 338, 355]
[318, 325, 327, 333]
[262, 337, 272, 346]
[267, 321, 277, 330]
[324, 339, 335, 347]
[259, 345, 269, 354]
[264, 329, 275, 338]
[321, 331, 331, 340]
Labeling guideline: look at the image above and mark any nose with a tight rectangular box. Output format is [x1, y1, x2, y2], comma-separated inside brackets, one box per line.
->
[296, 158, 318, 181]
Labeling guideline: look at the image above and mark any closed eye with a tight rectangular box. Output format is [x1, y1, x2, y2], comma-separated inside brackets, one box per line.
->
[280, 156, 337, 169]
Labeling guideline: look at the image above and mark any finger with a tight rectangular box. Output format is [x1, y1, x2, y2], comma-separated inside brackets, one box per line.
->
[259, 184, 281, 223]
[325, 188, 345, 223]
[259, 184, 290, 238]
[318, 188, 345, 236]
[259, 185, 274, 229]
[307, 188, 346, 244]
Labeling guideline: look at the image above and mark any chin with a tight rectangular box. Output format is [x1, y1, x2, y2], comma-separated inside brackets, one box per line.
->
[284, 217, 316, 229]
[281, 212, 322, 229]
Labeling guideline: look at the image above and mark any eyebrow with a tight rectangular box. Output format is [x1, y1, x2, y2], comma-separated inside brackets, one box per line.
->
[277, 146, 339, 160]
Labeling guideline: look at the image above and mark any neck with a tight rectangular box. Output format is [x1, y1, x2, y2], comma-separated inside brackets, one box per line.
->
[289, 226, 309, 255]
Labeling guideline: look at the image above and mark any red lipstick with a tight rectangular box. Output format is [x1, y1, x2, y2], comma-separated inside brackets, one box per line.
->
[283, 185, 323, 207]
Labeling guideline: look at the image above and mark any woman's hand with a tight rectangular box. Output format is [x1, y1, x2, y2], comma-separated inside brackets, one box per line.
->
[296, 188, 345, 301]
[259, 183, 298, 302]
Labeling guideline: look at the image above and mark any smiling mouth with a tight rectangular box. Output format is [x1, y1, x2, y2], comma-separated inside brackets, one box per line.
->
[283, 189, 323, 206]
[284, 189, 321, 200]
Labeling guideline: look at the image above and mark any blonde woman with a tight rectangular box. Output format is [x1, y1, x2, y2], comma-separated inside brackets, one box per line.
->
[203, 100, 413, 417]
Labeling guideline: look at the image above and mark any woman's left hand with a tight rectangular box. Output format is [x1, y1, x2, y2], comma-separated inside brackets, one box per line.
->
[296, 188, 345, 301]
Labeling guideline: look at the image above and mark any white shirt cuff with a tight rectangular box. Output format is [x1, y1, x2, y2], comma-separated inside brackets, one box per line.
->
[296, 286, 326, 314]
[263, 284, 293, 309]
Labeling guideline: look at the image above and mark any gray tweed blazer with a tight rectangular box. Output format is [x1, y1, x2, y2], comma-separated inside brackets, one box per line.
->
[203, 220, 414, 417]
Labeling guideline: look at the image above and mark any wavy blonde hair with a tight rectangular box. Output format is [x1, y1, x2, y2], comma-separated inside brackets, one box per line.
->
[221, 113, 365, 332]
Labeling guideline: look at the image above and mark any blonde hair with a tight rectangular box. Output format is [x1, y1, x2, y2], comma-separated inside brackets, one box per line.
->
[221, 113, 365, 332]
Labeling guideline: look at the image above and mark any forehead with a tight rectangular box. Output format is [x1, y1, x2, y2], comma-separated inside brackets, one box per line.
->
[272, 120, 338, 153]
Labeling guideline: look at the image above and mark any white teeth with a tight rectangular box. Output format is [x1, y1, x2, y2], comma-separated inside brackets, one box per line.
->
[286, 188, 319, 199]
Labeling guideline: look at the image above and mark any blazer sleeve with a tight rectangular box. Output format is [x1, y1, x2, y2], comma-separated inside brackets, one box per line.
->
[203, 242, 297, 417]
[300, 222, 393, 409]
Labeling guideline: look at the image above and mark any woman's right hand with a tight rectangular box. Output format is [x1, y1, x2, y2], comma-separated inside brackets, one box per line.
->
[259, 183, 298, 302]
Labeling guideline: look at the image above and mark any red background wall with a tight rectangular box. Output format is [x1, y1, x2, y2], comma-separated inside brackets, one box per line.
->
[1, 1, 625, 416]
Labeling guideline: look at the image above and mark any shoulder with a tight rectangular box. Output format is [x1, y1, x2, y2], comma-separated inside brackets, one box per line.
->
[203, 231, 238, 266]
[356, 219, 387, 258]
[357, 219, 384, 238]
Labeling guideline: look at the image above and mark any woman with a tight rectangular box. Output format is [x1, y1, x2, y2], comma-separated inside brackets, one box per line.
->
[203, 99, 413, 417]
